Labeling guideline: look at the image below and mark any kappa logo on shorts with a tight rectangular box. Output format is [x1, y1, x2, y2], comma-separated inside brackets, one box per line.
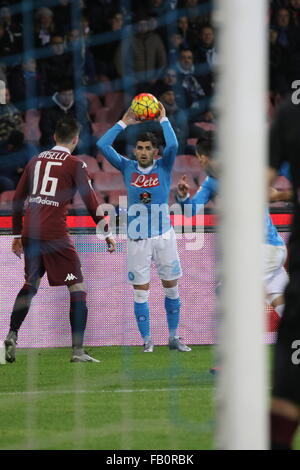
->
[64, 273, 78, 282]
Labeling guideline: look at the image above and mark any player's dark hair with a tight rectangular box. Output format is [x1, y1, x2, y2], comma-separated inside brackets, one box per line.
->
[135, 132, 158, 148]
[196, 131, 215, 158]
[55, 117, 81, 143]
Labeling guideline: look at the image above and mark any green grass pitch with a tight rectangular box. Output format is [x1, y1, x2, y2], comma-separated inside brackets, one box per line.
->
[0, 345, 215, 450]
[1, 344, 300, 450]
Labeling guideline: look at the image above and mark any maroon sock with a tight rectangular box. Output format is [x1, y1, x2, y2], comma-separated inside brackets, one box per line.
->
[69, 291, 88, 349]
[10, 284, 37, 333]
[270, 411, 299, 450]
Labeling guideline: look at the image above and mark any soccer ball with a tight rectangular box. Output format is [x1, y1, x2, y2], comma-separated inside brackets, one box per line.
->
[131, 93, 160, 120]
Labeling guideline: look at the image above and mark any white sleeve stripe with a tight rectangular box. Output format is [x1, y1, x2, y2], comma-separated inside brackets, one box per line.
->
[176, 193, 190, 201]
[117, 120, 127, 129]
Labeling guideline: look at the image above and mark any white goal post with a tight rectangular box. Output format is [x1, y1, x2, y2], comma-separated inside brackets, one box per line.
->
[215, 0, 268, 449]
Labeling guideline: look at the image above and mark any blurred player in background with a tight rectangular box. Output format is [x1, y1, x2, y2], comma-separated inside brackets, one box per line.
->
[4, 117, 115, 363]
[97, 103, 191, 352]
[269, 97, 300, 450]
[176, 132, 288, 349]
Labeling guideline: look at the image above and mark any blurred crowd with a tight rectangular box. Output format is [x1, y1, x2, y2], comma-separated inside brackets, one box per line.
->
[0, 0, 296, 204]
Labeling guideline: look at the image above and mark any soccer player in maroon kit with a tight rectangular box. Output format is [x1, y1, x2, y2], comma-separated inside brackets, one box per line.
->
[4, 117, 115, 363]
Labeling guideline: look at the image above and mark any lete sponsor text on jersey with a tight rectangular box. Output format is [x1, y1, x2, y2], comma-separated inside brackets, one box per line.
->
[130, 173, 160, 188]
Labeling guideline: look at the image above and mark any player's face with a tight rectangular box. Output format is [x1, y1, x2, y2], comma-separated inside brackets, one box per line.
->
[196, 153, 209, 169]
[196, 152, 219, 176]
[134, 141, 157, 168]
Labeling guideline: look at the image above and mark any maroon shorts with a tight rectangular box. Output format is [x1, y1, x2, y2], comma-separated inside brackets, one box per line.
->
[22, 236, 83, 287]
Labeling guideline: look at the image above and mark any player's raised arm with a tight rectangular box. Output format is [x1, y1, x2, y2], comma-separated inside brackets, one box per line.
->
[176, 175, 216, 216]
[73, 160, 115, 252]
[158, 102, 178, 171]
[96, 108, 141, 172]
[269, 186, 293, 202]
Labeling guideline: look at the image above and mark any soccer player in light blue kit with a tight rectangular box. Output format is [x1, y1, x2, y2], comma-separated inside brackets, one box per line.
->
[97, 103, 191, 352]
[176, 132, 288, 320]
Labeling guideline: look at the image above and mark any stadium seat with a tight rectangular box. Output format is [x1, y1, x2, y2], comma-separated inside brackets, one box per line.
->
[0, 190, 15, 209]
[23, 109, 41, 142]
[173, 154, 202, 177]
[187, 138, 198, 147]
[85, 92, 103, 120]
[194, 122, 216, 131]
[76, 154, 100, 177]
[93, 172, 126, 192]
[92, 122, 113, 138]
[102, 189, 127, 206]
[104, 91, 124, 122]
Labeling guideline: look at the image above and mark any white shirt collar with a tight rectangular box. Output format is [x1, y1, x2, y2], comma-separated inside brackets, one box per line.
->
[52, 145, 71, 154]
[137, 159, 159, 173]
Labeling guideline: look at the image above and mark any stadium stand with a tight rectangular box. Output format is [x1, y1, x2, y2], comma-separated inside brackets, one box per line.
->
[0, 0, 292, 212]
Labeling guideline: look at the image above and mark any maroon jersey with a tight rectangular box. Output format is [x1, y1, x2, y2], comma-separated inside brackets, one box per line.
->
[12, 146, 107, 240]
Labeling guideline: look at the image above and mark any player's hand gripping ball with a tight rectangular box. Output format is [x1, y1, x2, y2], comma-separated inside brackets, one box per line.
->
[130, 93, 160, 120]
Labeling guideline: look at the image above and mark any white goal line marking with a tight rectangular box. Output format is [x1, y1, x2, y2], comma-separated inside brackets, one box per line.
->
[0, 386, 213, 397]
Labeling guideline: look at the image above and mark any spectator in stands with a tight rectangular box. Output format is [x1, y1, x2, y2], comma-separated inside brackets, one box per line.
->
[97, 11, 125, 80]
[114, 13, 167, 90]
[0, 21, 13, 58]
[85, 0, 126, 33]
[0, 129, 35, 194]
[174, 48, 213, 122]
[39, 83, 94, 155]
[182, 0, 211, 31]
[269, 27, 290, 94]
[0, 6, 23, 55]
[34, 7, 56, 48]
[271, 7, 300, 84]
[289, 0, 300, 26]
[8, 57, 42, 110]
[157, 83, 190, 154]
[152, 67, 186, 109]
[176, 15, 197, 51]
[52, 0, 72, 36]
[197, 25, 217, 72]
[167, 32, 184, 67]
[146, 0, 168, 16]
[39, 35, 74, 96]
[0, 88, 23, 148]
[272, 7, 297, 48]
[169, 0, 179, 9]
[144, 0, 169, 41]
[67, 29, 97, 85]
[0, 87, 35, 193]
[158, 82, 205, 154]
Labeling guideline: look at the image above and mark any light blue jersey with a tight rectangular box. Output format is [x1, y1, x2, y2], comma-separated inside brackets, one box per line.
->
[176, 174, 284, 246]
[96, 119, 178, 239]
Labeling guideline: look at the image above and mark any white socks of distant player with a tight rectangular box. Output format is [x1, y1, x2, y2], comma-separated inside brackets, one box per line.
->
[164, 286, 179, 300]
[134, 289, 149, 303]
[134, 289, 151, 342]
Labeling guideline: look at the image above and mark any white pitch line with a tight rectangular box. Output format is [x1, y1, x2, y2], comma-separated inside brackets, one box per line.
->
[0, 386, 213, 396]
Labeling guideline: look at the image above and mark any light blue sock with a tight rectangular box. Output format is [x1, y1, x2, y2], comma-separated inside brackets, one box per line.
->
[134, 301, 150, 341]
[165, 297, 180, 338]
